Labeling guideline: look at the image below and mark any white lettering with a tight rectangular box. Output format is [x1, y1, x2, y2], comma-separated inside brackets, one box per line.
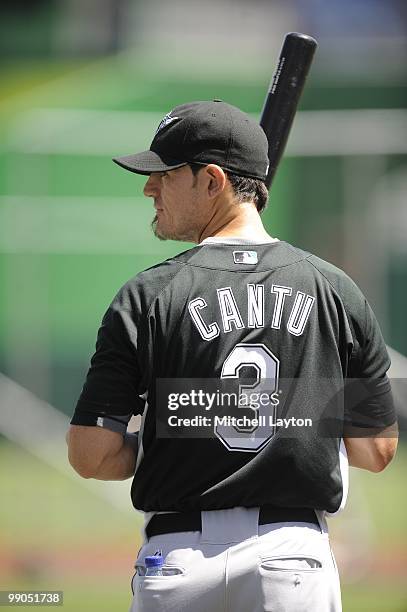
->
[271, 285, 292, 329]
[188, 297, 220, 341]
[217, 287, 244, 333]
[287, 291, 315, 336]
[247, 284, 264, 328]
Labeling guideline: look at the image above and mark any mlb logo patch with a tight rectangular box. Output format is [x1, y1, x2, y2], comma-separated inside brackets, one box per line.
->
[233, 250, 258, 265]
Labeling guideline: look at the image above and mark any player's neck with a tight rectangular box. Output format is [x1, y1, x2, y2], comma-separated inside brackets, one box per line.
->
[198, 200, 273, 243]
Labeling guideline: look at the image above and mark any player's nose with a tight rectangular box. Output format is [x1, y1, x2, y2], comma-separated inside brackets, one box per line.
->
[143, 174, 161, 198]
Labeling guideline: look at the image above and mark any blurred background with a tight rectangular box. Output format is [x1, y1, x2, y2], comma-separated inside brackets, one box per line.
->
[0, 1, 406, 610]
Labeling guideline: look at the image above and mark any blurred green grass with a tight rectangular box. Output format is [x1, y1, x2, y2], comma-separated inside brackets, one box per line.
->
[0, 441, 139, 548]
[2, 580, 133, 612]
[342, 587, 407, 612]
[350, 445, 407, 546]
[0, 440, 140, 611]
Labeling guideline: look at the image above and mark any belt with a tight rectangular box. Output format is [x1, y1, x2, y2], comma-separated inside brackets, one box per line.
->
[146, 506, 319, 539]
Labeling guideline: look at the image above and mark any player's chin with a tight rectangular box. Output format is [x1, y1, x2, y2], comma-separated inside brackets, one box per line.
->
[151, 216, 169, 241]
[151, 217, 194, 242]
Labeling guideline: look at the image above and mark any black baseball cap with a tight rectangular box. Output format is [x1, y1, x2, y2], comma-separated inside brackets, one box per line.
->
[113, 100, 269, 181]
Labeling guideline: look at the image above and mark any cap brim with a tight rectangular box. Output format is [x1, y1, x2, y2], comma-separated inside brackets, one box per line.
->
[112, 150, 188, 175]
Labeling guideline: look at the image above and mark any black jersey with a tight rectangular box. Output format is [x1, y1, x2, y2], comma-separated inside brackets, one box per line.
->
[71, 239, 396, 514]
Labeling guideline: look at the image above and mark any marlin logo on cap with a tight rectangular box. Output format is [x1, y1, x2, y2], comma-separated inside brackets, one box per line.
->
[155, 112, 180, 135]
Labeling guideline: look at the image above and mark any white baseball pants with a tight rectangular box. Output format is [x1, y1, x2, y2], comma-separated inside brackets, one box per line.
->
[129, 507, 342, 612]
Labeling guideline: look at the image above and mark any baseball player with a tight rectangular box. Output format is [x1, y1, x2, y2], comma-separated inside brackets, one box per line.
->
[67, 100, 398, 612]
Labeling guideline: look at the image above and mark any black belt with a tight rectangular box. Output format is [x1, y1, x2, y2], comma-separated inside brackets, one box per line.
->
[146, 506, 319, 539]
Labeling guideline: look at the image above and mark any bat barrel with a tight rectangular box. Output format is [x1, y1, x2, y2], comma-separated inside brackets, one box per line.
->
[261, 32, 318, 189]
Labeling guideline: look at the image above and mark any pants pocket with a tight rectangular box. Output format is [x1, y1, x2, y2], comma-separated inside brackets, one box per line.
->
[135, 563, 185, 577]
[130, 567, 186, 612]
[261, 554, 322, 571]
[258, 555, 330, 612]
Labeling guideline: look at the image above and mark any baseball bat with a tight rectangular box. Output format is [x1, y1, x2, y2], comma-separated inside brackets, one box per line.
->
[260, 32, 318, 189]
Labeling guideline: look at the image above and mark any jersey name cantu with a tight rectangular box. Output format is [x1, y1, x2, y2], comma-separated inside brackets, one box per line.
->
[72, 240, 395, 514]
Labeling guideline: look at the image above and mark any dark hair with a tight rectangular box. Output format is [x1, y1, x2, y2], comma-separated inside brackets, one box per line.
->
[188, 163, 269, 213]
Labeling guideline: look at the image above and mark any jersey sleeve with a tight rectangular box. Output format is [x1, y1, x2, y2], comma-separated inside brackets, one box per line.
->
[70, 285, 147, 434]
[344, 297, 396, 433]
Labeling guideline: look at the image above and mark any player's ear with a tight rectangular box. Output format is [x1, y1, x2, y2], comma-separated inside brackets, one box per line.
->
[204, 165, 227, 199]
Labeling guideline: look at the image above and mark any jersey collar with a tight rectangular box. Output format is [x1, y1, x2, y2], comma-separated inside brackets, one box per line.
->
[199, 236, 279, 245]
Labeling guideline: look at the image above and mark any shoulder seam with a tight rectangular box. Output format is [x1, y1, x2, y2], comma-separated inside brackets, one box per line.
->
[305, 256, 357, 359]
[110, 261, 187, 323]
[145, 261, 188, 319]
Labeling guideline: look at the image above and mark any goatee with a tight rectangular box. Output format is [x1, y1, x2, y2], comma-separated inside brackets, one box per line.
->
[151, 215, 167, 241]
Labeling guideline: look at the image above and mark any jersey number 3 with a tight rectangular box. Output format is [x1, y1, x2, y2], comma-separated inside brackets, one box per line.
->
[216, 343, 280, 452]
